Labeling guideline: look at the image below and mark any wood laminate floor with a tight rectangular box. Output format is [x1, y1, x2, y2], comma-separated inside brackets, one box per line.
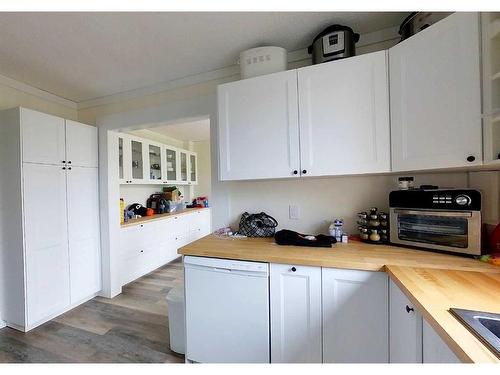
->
[0, 258, 185, 363]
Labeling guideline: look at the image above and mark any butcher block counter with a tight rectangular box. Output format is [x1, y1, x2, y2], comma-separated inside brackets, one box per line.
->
[121, 207, 209, 228]
[178, 235, 500, 273]
[387, 266, 500, 363]
[179, 235, 500, 363]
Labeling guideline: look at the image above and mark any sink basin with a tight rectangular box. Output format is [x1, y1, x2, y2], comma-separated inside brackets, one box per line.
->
[450, 308, 500, 358]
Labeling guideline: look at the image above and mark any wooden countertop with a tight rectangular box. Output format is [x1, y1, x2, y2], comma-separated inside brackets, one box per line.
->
[121, 207, 209, 228]
[179, 235, 500, 363]
[178, 235, 500, 273]
[387, 266, 500, 363]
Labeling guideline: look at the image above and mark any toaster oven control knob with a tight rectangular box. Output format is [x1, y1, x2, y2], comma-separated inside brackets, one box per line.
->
[455, 195, 471, 206]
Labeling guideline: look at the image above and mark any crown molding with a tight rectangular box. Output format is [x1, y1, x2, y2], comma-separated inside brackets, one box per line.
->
[0, 73, 77, 109]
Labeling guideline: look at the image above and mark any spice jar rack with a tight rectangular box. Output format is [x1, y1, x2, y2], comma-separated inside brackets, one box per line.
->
[357, 207, 389, 244]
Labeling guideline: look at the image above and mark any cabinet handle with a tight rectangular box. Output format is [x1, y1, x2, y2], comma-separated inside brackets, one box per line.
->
[293, 170, 298, 175]
[406, 305, 414, 313]
[68, 161, 72, 164]
[302, 170, 307, 174]
[291, 266, 297, 272]
[62, 167, 66, 170]
[140, 250, 144, 253]
[466, 155, 475, 162]
[62, 160, 66, 163]
[68, 167, 72, 170]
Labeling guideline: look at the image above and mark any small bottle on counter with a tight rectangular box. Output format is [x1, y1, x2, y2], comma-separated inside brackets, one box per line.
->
[333, 219, 344, 242]
[341, 233, 349, 243]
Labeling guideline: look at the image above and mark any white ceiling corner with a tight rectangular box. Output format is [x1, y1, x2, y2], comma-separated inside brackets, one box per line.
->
[0, 12, 408, 107]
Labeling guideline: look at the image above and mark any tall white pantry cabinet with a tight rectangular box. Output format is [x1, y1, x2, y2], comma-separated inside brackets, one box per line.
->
[0, 107, 101, 331]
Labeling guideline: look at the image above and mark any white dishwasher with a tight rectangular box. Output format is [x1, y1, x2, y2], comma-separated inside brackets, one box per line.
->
[184, 255, 270, 363]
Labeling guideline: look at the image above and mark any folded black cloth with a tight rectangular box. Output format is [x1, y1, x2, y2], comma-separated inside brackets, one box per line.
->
[274, 229, 336, 248]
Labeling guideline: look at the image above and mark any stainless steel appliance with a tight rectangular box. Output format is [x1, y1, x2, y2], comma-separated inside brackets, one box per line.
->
[389, 189, 482, 256]
[307, 25, 360, 64]
[398, 12, 451, 42]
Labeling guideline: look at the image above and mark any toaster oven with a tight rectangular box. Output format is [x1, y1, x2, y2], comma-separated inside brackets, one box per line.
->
[389, 189, 482, 256]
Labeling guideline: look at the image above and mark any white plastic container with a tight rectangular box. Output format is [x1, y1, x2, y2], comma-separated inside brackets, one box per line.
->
[166, 284, 185, 354]
[239, 46, 287, 79]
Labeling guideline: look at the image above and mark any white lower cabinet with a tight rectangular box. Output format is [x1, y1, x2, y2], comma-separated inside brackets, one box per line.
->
[423, 320, 461, 363]
[23, 163, 71, 327]
[119, 210, 211, 286]
[270, 263, 322, 363]
[67, 166, 101, 304]
[389, 280, 423, 363]
[322, 268, 389, 363]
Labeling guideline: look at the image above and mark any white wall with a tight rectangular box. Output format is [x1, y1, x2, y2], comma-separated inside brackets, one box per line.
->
[192, 140, 212, 199]
[226, 172, 469, 234]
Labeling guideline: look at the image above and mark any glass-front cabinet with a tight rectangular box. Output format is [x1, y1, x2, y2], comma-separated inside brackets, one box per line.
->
[147, 142, 163, 182]
[130, 139, 145, 181]
[164, 146, 179, 183]
[189, 152, 198, 184]
[180, 150, 188, 183]
[118, 134, 133, 184]
[116, 131, 198, 185]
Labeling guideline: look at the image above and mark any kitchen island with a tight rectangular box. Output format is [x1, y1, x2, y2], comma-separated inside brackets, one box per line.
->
[179, 235, 500, 363]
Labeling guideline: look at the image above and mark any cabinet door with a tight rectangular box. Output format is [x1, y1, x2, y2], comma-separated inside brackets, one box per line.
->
[21, 108, 65, 165]
[65, 120, 98, 168]
[189, 152, 198, 185]
[179, 150, 189, 184]
[23, 163, 70, 326]
[389, 280, 423, 363]
[322, 268, 389, 363]
[67, 167, 101, 303]
[130, 138, 147, 183]
[164, 146, 179, 183]
[298, 51, 390, 176]
[270, 263, 322, 363]
[390, 12, 482, 171]
[423, 320, 461, 363]
[146, 141, 163, 183]
[218, 70, 300, 180]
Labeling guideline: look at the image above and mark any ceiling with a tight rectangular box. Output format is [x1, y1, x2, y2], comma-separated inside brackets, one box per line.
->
[0, 12, 407, 103]
[148, 119, 210, 142]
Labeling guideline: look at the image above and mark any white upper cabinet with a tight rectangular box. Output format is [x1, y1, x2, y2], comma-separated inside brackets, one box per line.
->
[164, 145, 179, 183]
[146, 140, 164, 183]
[298, 50, 391, 176]
[389, 280, 423, 363]
[65, 120, 98, 168]
[270, 263, 322, 363]
[218, 70, 300, 180]
[21, 108, 66, 165]
[390, 12, 482, 171]
[188, 152, 198, 185]
[118, 134, 132, 184]
[322, 268, 389, 363]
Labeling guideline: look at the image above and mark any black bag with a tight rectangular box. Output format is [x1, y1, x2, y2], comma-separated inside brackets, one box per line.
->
[238, 212, 278, 237]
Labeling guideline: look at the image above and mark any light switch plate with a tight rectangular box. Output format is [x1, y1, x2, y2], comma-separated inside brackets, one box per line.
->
[289, 205, 300, 220]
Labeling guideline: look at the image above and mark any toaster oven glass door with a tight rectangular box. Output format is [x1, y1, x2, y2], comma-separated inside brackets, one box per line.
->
[396, 211, 469, 249]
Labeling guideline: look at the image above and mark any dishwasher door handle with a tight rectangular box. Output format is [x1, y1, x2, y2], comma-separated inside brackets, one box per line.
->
[213, 267, 232, 273]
